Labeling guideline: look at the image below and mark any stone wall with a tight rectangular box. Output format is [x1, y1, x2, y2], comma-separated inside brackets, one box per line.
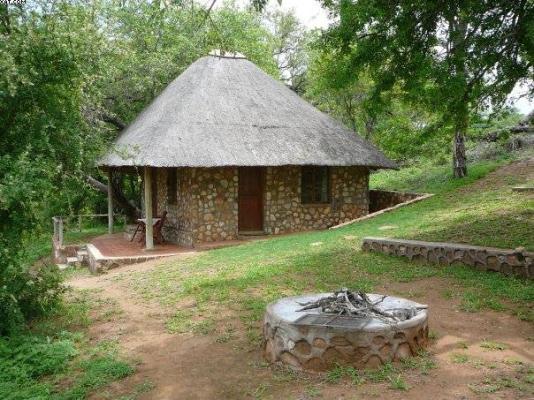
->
[362, 237, 533, 279]
[264, 166, 369, 235]
[190, 168, 239, 243]
[154, 166, 369, 245]
[155, 168, 195, 247]
[369, 190, 421, 213]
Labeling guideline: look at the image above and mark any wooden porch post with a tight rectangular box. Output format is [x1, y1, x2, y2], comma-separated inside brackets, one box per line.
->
[144, 166, 154, 250]
[107, 169, 113, 234]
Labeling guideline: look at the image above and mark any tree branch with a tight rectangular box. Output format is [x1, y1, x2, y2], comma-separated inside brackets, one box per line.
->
[86, 175, 141, 220]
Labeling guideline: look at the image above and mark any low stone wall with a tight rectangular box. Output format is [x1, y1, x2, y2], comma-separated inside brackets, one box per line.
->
[369, 190, 421, 213]
[362, 237, 533, 279]
[512, 186, 534, 193]
[330, 193, 433, 230]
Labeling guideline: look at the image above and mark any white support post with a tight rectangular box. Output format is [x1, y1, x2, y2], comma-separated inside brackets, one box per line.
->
[107, 169, 114, 234]
[144, 166, 154, 250]
[58, 217, 64, 248]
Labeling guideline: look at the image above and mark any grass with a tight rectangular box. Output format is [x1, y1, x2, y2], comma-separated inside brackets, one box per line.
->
[126, 159, 533, 341]
[0, 290, 135, 400]
[63, 222, 123, 245]
[370, 159, 507, 194]
[322, 357, 432, 390]
[451, 353, 469, 364]
[480, 340, 508, 351]
[467, 364, 534, 395]
[371, 159, 533, 250]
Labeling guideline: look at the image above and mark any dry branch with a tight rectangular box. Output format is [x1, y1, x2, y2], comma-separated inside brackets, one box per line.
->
[297, 288, 426, 323]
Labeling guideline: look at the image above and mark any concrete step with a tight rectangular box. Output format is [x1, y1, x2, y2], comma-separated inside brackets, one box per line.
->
[66, 256, 80, 267]
[76, 249, 88, 263]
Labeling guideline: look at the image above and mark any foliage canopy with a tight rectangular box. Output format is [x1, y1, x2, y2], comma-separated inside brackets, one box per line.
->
[320, 0, 533, 176]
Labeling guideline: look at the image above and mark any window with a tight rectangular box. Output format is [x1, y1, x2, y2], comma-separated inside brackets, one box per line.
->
[167, 168, 177, 205]
[301, 166, 330, 204]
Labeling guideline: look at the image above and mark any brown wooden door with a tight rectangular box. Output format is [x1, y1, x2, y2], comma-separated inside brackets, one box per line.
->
[238, 167, 264, 232]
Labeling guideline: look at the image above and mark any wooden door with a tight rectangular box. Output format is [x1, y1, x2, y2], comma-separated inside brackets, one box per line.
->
[238, 167, 264, 232]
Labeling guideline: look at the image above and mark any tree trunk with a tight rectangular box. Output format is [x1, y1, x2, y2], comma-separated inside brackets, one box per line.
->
[452, 129, 467, 178]
[364, 116, 376, 140]
[449, 13, 469, 179]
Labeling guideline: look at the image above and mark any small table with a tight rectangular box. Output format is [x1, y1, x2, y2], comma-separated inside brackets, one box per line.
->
[131, 218, 161, 242]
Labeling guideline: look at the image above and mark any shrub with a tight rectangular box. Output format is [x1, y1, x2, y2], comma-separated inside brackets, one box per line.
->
[0, 334, 77, 399]
[0, 261, 65, 335]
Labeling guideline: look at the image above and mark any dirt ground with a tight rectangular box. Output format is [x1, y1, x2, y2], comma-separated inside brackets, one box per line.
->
[69, 261, 533, 400]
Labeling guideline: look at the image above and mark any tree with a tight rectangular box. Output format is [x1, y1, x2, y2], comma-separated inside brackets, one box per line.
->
[266, 9, 310, 93]
[0, 0, 283, 332]
[305, 45, 442, 162]
[321, 0, 533, 177]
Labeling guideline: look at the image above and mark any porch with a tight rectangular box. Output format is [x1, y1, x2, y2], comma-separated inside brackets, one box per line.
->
[85, 233, 248, 273]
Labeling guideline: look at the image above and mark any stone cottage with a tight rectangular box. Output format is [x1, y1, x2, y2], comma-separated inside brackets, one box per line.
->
[99, 50, 395, 248]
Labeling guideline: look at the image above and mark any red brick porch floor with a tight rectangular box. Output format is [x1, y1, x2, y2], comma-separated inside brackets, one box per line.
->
[90, 233, 249, 257]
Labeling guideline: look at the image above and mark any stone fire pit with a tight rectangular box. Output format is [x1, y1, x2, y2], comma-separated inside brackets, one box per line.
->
[263, 292, 428, 371]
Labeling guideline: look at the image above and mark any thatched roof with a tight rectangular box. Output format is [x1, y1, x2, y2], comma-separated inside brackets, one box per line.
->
[99, 51, 396, 169]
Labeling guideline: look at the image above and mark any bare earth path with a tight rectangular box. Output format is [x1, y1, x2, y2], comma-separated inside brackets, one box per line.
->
[70, 257, 276, 400]
[68, 161, 534, 400]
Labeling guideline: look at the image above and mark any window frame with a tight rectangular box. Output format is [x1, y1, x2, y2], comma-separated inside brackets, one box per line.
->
[300, 166, 331, 205]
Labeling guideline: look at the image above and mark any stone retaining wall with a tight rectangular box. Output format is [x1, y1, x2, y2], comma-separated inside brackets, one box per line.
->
[369, 190, 421, 213]
[362, 237, 533, 279]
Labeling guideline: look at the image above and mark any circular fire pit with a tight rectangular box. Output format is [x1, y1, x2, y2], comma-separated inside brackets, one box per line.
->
[263, 293, 428, 371]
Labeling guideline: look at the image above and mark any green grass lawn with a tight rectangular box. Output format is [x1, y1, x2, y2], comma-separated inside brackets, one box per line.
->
[127, 158, 533, 341]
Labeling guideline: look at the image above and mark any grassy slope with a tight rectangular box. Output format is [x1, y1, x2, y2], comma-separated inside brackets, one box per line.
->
[369, 159, 533, 250]
[128, 158, 533, 340]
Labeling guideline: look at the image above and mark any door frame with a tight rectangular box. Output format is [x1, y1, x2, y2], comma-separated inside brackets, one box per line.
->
[237, 167, 265, 233]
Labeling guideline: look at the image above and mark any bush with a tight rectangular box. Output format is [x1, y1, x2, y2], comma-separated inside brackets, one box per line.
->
[0, 261, 65, 335]
[466, 141, 506, 162]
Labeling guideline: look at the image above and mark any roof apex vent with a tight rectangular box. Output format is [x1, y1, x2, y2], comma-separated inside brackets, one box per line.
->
[209, 49, 247, 59]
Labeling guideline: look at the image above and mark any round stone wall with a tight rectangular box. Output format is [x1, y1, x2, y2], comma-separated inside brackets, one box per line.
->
[263, 293, 428, 371]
